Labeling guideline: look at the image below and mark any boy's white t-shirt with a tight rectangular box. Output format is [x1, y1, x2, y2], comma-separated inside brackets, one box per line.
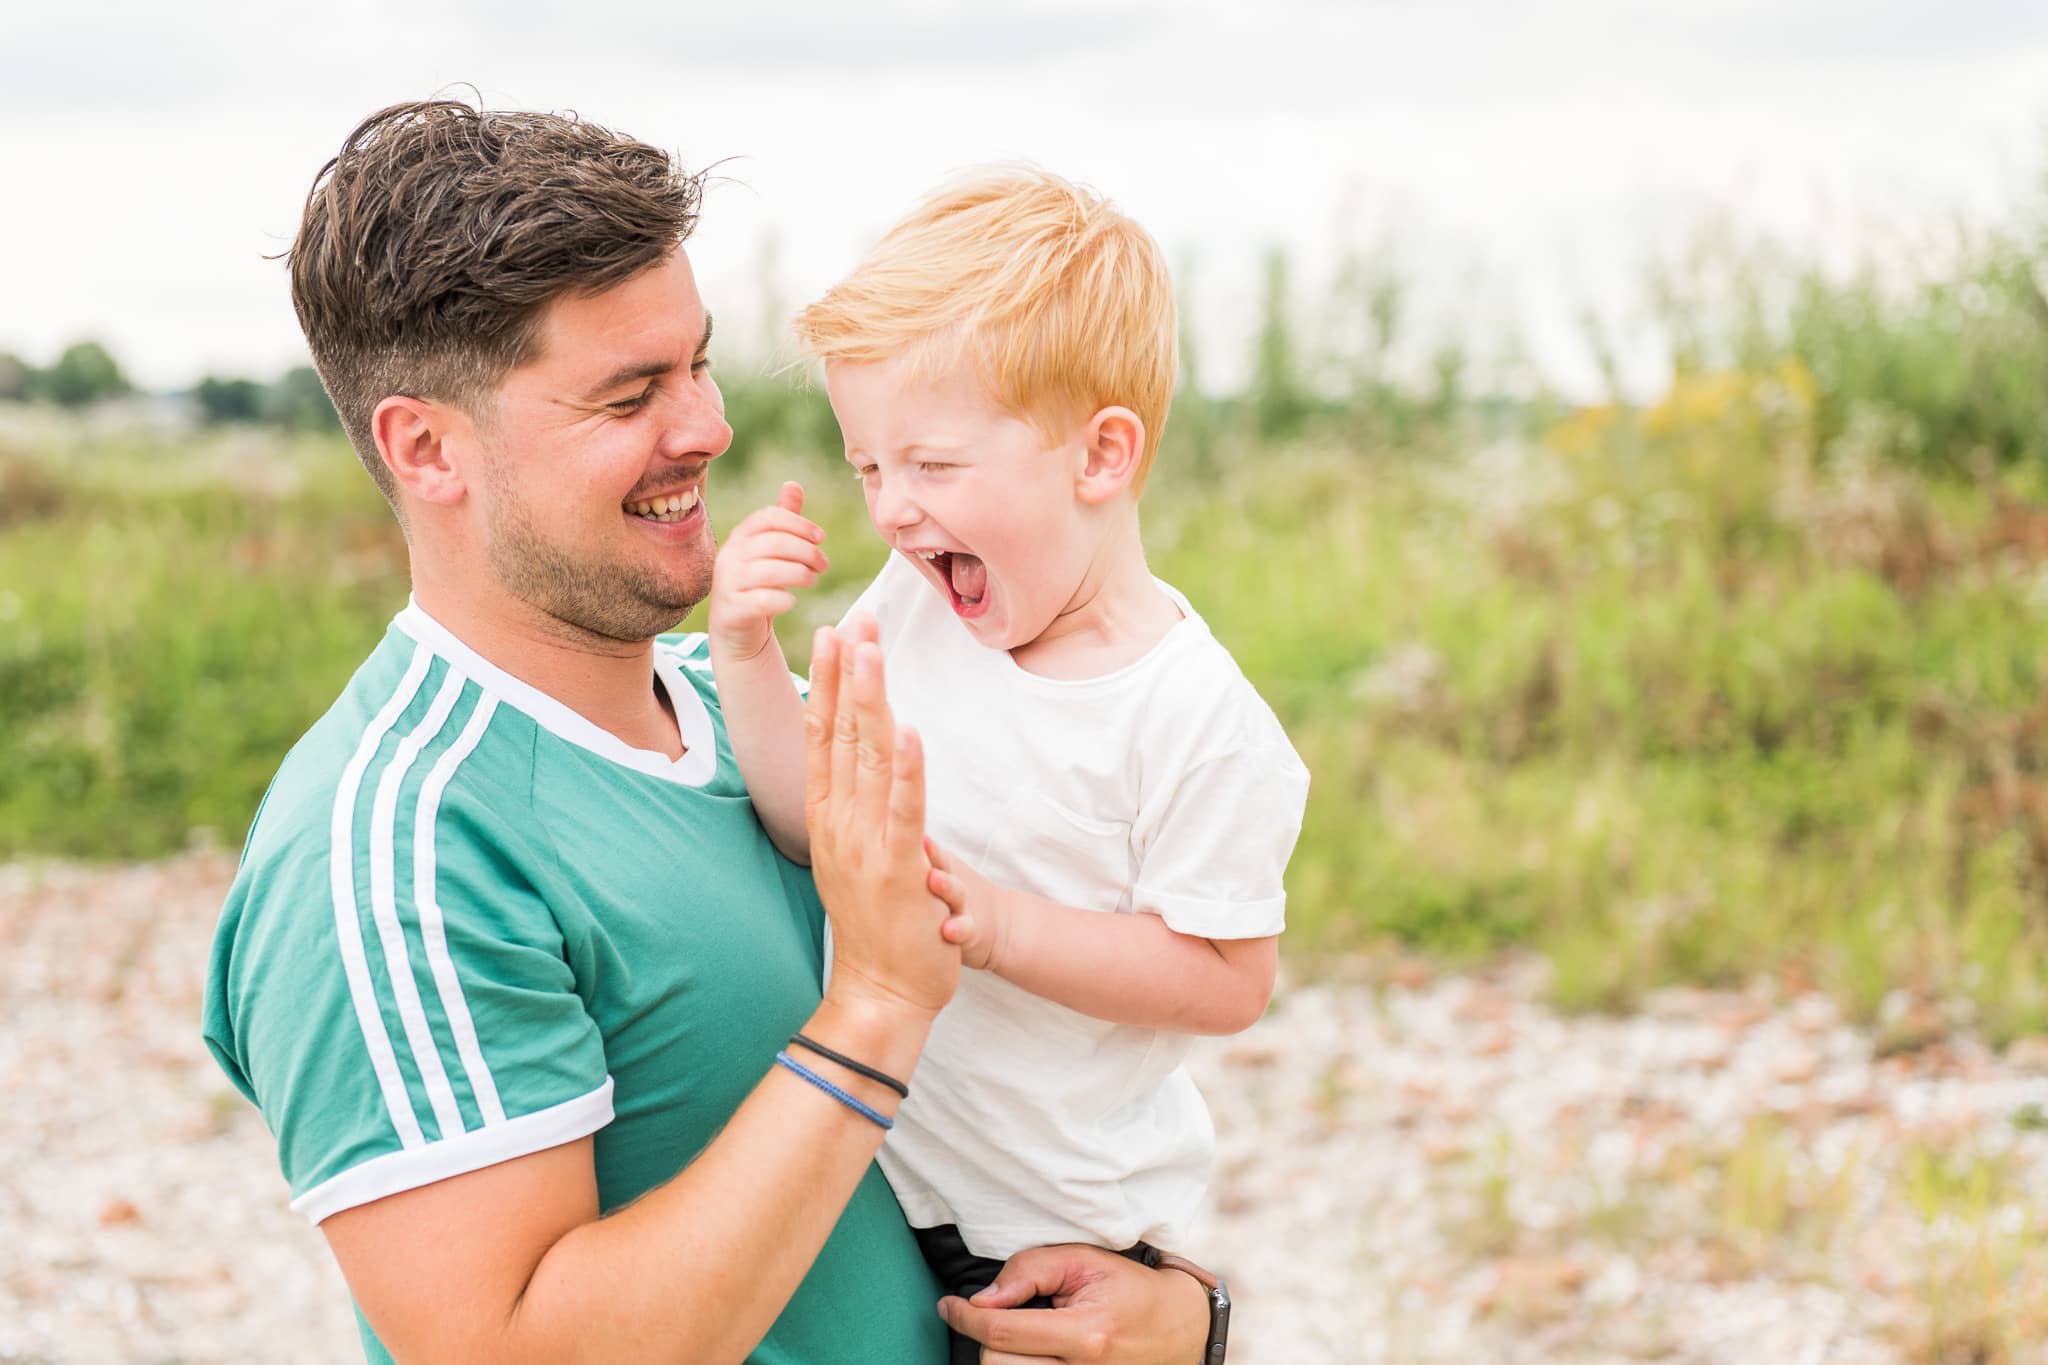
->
[838, 551, 1309, 1259]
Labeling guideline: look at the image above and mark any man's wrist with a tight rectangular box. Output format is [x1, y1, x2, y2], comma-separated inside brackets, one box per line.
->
[814, 984, 937, 1065]
[798, 992, 933, 1117]
[1153, 1253, 1229, 1364]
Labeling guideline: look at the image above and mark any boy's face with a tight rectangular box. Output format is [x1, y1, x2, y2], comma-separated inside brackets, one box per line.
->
[827, 353, 1091, 653]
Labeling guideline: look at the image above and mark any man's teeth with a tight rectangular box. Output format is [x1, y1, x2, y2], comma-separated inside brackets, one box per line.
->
[626, 489, 701, 522]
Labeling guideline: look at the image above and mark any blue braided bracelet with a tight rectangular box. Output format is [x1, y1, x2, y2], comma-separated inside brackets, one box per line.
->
[775, 1051, 896, 1130]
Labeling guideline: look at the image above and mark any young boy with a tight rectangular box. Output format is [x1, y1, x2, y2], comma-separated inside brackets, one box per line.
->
[706, 167, 1308, 1353]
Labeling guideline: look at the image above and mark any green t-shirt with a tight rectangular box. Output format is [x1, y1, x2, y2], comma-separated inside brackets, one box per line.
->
[203, 602, 946, 1364]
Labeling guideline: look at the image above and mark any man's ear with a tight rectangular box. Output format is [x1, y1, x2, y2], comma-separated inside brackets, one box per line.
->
[1076, 406, 1146, 506]
[371, 395, 470, 507]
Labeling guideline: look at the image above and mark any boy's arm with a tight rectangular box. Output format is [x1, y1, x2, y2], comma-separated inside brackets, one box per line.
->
[926, 840, 1278, 1035]
[706, 482, 826, 864]
[926, 740, 1305, 1034]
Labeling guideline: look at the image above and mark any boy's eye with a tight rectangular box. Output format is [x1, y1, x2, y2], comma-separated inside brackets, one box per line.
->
[916, 462, 951, 474]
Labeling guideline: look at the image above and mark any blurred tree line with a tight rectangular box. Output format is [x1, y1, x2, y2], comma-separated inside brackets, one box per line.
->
[0, 341, 340, 430]
[0, 341, 132, 408]
[190, 366, 341, 431]
[7, 170, 2043, 474]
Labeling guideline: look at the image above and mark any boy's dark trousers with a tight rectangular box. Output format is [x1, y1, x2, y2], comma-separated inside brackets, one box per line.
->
[914, 1223, 1162, 1365]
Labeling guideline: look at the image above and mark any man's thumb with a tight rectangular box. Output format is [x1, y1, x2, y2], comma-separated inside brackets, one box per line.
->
[967, 1276, 1036, 1309]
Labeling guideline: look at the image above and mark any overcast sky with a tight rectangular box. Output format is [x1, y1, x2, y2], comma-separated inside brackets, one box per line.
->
[4, 0, 2044, 397]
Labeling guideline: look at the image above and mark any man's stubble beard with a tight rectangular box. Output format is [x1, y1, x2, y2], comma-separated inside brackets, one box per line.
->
[486, 484, 716, 645]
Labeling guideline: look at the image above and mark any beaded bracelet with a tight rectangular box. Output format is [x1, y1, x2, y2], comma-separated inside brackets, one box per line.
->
[775, 1051, 895, 1130]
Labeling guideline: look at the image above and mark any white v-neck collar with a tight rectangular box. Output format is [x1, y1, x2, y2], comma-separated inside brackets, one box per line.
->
[394, 598, 718, 788]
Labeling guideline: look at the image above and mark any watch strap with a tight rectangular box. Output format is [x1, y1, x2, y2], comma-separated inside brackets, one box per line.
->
[1152, 1252, 1218, 1290]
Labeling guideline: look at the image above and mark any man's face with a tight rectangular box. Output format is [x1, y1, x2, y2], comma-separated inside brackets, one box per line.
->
[472, 249, 731, 643]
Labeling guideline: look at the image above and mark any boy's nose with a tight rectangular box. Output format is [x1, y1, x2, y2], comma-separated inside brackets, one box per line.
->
[873, 481, 922, 534]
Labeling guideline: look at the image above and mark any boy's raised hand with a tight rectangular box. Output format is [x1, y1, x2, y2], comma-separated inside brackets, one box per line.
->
[708, 481, 828, 662]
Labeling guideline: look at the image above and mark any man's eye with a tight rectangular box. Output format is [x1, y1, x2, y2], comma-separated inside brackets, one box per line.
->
[692, 357, 713, 374]
[609, 390, 652, 414]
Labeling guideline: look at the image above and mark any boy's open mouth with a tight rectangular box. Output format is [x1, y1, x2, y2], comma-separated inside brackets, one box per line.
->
[912, 549, 987, 613]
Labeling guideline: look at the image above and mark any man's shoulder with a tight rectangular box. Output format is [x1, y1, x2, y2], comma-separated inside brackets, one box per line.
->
[240, 628, 538, 880]
[210, 625, 551, 1073]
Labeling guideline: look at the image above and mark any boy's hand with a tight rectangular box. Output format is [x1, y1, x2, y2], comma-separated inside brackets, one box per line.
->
[708, 482, 827, 662]
[926, 838, 1011, 972]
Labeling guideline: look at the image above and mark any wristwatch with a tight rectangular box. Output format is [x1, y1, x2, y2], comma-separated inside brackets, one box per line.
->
[1153, 1252, 1230, 1363]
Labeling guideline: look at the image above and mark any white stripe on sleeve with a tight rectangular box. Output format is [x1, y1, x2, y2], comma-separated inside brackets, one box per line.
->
[330, 644, 433, 1150]
[412, 694, 508, 1125]
[368, 668, 470, 1142]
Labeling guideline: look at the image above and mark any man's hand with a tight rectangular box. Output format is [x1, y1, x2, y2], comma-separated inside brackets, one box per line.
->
[805, 616, 959, 1020]
[707, 481, 827, 663]
[926, 837, 1011, 971]
[940, 1244, 1212, 1364]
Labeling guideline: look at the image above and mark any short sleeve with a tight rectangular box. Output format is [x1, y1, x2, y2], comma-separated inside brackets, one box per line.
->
[206, 781, 613, 1225]
[1130, 744, 1309, 940]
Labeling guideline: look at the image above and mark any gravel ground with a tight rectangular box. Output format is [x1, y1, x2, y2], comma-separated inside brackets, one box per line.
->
[5, 856, 2046, 1363]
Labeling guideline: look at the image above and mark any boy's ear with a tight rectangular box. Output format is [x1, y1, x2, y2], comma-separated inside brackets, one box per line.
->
[1076, 406, 1146, 505]
[372, 394, 472, 507]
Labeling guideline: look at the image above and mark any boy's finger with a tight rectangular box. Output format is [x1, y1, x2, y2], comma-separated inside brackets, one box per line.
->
[740, 531, 828, 574]
[738, 508, 825, 544]
[923, 835, 950, 871]
[776, 480, 804, 514]
[927, 866, 962, 913]
[939, 910, 974, 943]
[803, 628, 841, 812]
[741, 559, 822, 593]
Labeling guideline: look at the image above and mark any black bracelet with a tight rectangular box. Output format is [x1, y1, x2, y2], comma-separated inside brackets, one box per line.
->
[788, 1032, 910, 1099]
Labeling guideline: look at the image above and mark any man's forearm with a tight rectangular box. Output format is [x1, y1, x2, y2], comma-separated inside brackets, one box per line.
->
[500, 995, 928, 1364]
[708, 635, 811, 862]
[992, 891, 1276, 1034]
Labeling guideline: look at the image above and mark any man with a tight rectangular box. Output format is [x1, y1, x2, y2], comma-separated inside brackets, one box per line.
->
[201, 99, 1216, 1363]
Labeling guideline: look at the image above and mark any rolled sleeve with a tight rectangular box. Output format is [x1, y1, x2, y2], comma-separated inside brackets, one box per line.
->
[1132, 745, 1308, 940]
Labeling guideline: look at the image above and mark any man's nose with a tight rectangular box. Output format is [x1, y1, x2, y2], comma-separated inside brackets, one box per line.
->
[653, 375, 733, 463]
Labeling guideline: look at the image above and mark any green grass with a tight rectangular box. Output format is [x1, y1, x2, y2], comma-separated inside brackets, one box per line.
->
[5, 358, 2047, 1039]
[0, 426, 405, 859]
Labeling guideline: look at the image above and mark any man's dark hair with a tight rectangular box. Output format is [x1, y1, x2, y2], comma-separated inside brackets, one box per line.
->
[288, 98, 704, 509]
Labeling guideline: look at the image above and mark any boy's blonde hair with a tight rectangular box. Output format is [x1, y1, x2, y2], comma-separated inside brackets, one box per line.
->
[793, 165, 1177, 493]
